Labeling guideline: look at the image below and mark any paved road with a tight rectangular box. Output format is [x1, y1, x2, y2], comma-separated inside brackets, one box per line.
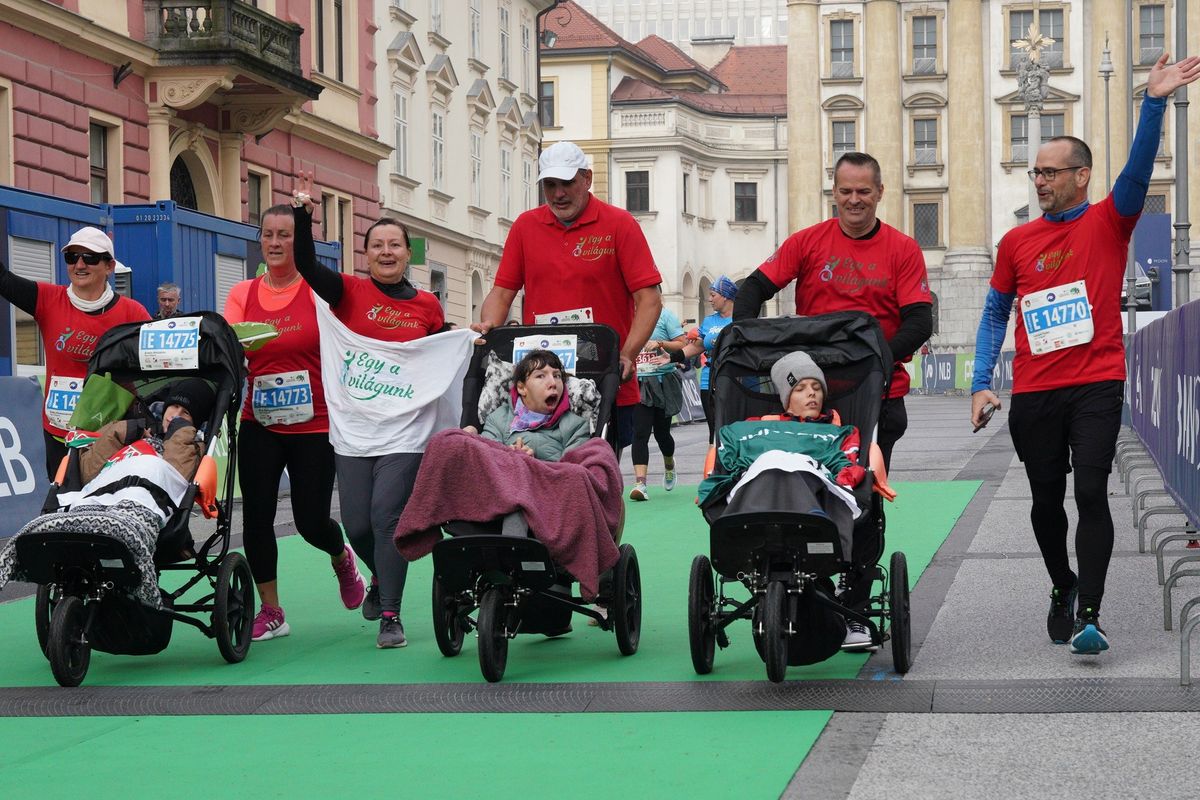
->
[4, 395, 1197, 800]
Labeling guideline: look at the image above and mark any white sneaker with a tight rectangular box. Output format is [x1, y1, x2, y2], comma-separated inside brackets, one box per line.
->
[842, 620, 877, 651]
[629, 482, 649, 501]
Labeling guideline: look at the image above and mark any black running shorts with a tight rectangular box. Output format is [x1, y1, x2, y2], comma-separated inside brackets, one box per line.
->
[1008, 379, 1124, 480]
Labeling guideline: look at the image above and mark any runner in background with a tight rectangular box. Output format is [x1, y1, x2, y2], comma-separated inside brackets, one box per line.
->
[628, 306, 687, 501]
[668, 276, 738, 441]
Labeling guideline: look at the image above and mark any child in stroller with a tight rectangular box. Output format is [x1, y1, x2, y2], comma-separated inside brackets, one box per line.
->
[688, 311, 911, 683]
[478, 349, 591, 461]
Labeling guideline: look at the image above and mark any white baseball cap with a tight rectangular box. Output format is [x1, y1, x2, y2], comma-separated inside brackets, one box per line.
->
[537, 141, 590, 182]
[61, 227, 115, 258]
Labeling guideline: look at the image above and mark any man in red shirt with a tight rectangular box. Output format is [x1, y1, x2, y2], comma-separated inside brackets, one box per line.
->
[733, 152, 933, 472]
[473, 141, 663, 451]
[971, 53, 1200, 656]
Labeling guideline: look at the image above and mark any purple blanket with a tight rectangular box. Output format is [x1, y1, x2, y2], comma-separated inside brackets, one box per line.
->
[394, 429, 622, 598]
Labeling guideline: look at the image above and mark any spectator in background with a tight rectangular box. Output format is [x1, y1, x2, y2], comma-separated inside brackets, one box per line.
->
[154, 283, 182, 319]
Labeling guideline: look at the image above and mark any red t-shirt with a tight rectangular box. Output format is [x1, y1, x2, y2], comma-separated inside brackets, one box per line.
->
[36, 286, 150, 436]
[991, 196, 1138, 394]
[757, 219, 932, 398]
[230, 277, 329, 434]
[495, 195, 663, 406]
[331, 274, 444, 342]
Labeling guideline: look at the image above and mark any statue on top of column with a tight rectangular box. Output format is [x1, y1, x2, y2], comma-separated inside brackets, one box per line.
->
[1013, 22, 1054, 111]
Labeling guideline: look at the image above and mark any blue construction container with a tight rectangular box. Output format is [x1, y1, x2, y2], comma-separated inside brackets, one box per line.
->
[111, 201, 342, 314]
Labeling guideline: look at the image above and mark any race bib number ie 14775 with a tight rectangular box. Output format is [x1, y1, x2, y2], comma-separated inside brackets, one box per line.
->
[139, 317, 201, 370]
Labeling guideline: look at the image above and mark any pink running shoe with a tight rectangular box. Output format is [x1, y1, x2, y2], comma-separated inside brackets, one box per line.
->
[252, 605, 290, 641]
[333, 545, 367, 609]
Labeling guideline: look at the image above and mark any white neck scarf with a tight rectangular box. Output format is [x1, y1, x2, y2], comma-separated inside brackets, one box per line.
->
[67, 283, 115, 313]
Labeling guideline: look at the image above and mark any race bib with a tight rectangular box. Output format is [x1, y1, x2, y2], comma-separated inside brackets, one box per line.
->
[1021, 280, 1094, 356]
[45, 375, 84, 429]
[533, 307, 594, 325]
[513, 334, 578, 370]
[139, 316, 201, 370]
[252, 370, 315, 426]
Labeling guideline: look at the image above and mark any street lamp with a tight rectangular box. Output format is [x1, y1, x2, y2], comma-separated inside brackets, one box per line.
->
[1099, 34, 1114, 193]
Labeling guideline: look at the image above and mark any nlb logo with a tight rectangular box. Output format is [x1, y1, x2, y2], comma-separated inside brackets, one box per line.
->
[0, 416, 36, 498]
[1178, 374, 1200, 468]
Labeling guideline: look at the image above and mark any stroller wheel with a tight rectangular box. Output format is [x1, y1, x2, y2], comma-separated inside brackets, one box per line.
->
[477, 587, 511, 682]
[687, 554, 716, 674]
[214, 552, 254, 664]
[612, 544, 642, 656]
[431, 578, 466, 657]
[762, 580, 789, 684]
[35, 584, 56, 660]
[48, 595, 91, 688]
[889, 551, 912, 674]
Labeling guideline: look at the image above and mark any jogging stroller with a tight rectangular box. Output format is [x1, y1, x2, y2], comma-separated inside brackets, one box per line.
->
[687, 312, 912, 682]
[428, 323, 642, 682]
[14, 312, 250, 687]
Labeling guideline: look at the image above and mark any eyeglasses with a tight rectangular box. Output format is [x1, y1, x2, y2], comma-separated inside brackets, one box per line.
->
[64, 252, 110, 266]
[1027, 166, 1085, 182]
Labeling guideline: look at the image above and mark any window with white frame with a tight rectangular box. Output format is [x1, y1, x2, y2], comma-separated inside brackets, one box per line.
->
[500, 147, 512, 219]
[432, 110, 445, 190]
[832, 119, 856, 157]
[469, 0, 482, 59]
[521, 20, 532, 89]
[913, 16, 936, 74]
[830, 20, 854, 78]
[682, 171, 690, 214]
[89, 123, 110, 204]
[539, 80, 555, 127]
[523, 157, 534, 210]
[625, 170, 649, 213]
[431, 0, 443, 34]
[470, 131, 484, 207]
[734, 182, 758, 222]
[698, 175, 711, 217]
[0, 82, 11, 185]
[500, 7, 511, 81]
[1009, 7, 1065, 69]
[247, 171, 270, 225]
[1010, 113, 1064, 161]
[1140, 5, 1166, 65]
[914, 118, 937, 165]
[394, 90, 409, 176]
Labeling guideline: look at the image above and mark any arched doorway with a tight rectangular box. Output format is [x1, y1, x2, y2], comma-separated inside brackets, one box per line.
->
[697, 275, 712, 325]
[170, 157, 198, 210]
[470, 270, 484, 323]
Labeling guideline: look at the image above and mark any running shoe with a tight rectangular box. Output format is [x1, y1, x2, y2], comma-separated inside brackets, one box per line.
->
[629, 482, 649, 501]
[333, 545, 366, 610]
[1047, 582, 1077, 644]
[663, 469, 677, 492]
[377, 614, 407, 648]
[1069, 608, 1109, 655]
[252, 605, 290, 641]
[842, 620, 878, 651]
[362, 578, 382, 621]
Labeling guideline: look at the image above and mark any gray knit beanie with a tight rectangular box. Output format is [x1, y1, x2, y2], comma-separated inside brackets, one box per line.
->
[770, 351, 827, 409]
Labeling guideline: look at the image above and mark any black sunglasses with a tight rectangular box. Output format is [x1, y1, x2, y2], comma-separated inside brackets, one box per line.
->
[64, 252, 111, 266]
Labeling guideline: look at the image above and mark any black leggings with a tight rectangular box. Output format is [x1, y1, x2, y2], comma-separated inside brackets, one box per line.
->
[43, 429, 67, 482]
[700, 388, 715, 440]
[631, 402, 675, 466]
[237, 421, 344, 585]
[1028, 465, 1114, 613]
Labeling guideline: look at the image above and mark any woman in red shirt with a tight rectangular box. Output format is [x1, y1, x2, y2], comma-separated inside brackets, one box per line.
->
[0, 227, 149, 478]
[223, 205, 366, 643]
[292, 175, 444, 649]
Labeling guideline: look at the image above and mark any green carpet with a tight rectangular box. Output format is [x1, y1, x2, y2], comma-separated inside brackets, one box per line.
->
[0, 711, 830, 798]
[0, 481, 979, 687]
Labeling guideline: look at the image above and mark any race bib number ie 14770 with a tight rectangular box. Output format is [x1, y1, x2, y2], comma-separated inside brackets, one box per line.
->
[1021, 280, 1094, 356]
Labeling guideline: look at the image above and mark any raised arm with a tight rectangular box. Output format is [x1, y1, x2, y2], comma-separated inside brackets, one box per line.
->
[0, 259, 39, 316]
[291, 173, 345, 306]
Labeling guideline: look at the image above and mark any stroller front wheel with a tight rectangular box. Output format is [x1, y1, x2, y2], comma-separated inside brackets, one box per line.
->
[687, 554, 716, 674]
[477, 587, 511, 682]
[214, 552, 254, 664]
[888, 551, 912, 674]
[612, 544, 642, 656]
[48, 595, 91, 687]
[762, 580, 789, 684]
[431, 577, 466, 657]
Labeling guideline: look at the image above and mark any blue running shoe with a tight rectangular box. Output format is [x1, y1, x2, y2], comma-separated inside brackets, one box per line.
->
[1069, 609, 1109, 655]
[1047, 583, 1076, 644]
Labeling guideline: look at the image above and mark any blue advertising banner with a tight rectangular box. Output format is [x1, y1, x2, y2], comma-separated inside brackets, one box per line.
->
[922, 352, 958, 394]
[1128, 300, 1200, 527]
[1133, 213, 1172, 311]
[0, 377, 51, 540]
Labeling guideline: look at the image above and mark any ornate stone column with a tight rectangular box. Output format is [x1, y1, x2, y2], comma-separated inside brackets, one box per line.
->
[863, 0, 902, 225]
[787, 0, 822, 232]
[147, 105, 173, 202]
[939, 0, 992, 349]
[218, 133, 242, 222]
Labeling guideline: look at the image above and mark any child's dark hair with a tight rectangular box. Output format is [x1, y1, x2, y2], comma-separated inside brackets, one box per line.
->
[513, 349, 566, 386]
